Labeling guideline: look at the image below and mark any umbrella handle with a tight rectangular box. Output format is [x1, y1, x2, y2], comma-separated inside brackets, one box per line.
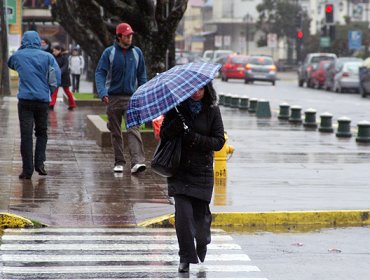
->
[174, 106, 189, 132]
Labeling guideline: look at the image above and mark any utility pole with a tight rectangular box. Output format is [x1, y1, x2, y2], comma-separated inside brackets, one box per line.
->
[0, 0, 11, 96]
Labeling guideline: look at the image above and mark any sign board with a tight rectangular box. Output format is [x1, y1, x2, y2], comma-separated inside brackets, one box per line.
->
[215, 36, 222, 48]
[320, 37, 330, 47]
[223, 36, 231, 47]
[6, 0, 16, 25]
[348, 31, 362, 50]
[267, 33, 277, 48]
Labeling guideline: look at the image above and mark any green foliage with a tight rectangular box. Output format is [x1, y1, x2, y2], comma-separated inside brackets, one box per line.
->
[256, 0, 309, 41]
[99, 115, 152, 132]
[303, 22, 370, 58]
[73, 93, 98, 100]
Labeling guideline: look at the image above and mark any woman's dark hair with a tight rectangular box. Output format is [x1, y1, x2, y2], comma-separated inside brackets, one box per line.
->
[53, 45, 62, 51]
[202, 81, 217, 107]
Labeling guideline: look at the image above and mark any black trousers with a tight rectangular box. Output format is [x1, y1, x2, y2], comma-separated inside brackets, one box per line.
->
[174, 194, 212, 263]
[18, 100, 49, 176]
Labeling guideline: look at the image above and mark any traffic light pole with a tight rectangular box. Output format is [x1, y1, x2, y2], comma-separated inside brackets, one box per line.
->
[0, 0, 11, 96]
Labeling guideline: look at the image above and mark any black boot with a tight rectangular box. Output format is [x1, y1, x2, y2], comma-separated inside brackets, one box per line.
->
[178, 262, 189, 273]
[35, 165, 47, 176]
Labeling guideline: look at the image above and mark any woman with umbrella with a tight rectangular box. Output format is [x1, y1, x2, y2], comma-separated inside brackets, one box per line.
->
[160, 81, 225, 272]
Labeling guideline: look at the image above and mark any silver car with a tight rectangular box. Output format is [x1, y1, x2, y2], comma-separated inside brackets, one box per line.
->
[333, 61, 363, 93]
[244, 55, 277, 86]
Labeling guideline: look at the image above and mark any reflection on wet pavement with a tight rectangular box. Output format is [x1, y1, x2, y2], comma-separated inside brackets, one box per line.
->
[0, 97, 169, 226]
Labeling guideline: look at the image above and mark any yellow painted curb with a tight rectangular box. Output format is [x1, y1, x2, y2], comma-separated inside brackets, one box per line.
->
[0, 213, 34, 228]
[138, 210, 370, 228]
[138, 213, 175, 227]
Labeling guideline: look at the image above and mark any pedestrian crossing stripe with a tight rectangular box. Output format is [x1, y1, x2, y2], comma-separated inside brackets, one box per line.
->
[1, 234, 233, 241]
[2, 253, 251, 262]
[0, 243, 241, 251]
[3, 278, 268, 280]
[1, 228, 268, 279]
[3, 265, 261, 274]
[4, 228, 225, 233]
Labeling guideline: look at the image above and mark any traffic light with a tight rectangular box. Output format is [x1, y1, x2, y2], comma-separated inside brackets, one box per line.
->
[297, 30, 303, 40]
[325, 4, 334, 24]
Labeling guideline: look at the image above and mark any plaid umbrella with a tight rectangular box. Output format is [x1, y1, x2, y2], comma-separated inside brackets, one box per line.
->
[126, 62, 221, 128]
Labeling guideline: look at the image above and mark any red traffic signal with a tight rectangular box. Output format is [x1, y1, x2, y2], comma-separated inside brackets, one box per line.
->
[325, 4, 333, 13]
[297, 31, 303, 39]
[325, 4, 334, 23]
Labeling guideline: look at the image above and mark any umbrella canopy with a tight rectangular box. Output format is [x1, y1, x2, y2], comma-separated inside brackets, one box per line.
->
[126, 62, 221, 128]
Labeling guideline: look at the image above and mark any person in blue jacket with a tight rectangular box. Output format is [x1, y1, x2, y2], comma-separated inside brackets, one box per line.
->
[8, 30, 61, 179]
[95, 22, 147, 174]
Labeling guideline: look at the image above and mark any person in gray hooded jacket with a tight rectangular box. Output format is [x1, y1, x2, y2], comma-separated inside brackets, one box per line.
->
[8, 30, 61, 179]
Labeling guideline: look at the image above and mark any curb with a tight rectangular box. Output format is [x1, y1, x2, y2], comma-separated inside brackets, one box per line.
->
[0, 213, 35, 228]
[138, 210, 370, 229]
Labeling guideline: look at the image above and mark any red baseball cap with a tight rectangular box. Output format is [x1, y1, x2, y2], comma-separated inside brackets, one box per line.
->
[116, 23, 134, 36]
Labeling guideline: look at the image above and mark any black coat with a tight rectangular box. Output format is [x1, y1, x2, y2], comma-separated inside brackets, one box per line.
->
[160, 102, 225, 202]
[54, 54, 71, 87]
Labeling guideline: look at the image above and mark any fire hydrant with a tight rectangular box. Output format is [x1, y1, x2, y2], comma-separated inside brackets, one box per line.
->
[214, 133, 234, 178]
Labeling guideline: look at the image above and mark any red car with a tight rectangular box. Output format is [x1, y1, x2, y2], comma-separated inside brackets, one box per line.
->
[220, 54, 249, 81]
[308, 60, 332, 89]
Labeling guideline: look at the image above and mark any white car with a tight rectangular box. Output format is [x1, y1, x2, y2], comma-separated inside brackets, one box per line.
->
[333, 61, 363, 93]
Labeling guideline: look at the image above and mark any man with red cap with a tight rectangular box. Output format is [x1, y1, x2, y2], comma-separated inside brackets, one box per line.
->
[95, 23, 147, 174]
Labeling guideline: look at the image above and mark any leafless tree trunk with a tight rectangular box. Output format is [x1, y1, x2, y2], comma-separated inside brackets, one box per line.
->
[0, 0, 11, 96]
[51, 0, 188, 92]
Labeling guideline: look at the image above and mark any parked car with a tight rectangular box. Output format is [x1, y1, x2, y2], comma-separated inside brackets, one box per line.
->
[244, 55, 277, 85]
[202, 49, 234, 63]
[220, 54, 249, 81]
[359, 65, 370, 97]
[324, 57, 363, 91]
[297, 53, 337, 87]
[214, 55, 229, 78]
[332, 61, 363, 93]
[308, 60, 332, 89]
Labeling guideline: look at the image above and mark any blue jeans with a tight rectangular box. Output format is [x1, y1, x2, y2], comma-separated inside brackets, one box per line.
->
[18, 99, 49, 176]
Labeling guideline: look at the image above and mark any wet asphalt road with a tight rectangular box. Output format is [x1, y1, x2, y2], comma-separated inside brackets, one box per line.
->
[231, 226, 370, 280]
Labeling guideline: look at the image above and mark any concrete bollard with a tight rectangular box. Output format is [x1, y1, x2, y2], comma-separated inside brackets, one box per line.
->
[238, 96, 249, 110]
[230, 95, 240, 108]
[224, 94, 232, 107]
[256, 99, 272, 118]
[336, 117, 352, 138]
[303, 108, 317, 128]
[355, 120, 370, 143]
[218, 93, 225, 106]
[318, 112, 334, 133]
[278, 103, 290, 120]
[248, 98, 258, 113]
[289, 105, 302, 123]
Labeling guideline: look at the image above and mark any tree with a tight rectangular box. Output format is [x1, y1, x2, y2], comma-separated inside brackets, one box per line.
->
[50, 0, 188, 86]
[256, 0, 309, 64]
[0, 0, 10, 96]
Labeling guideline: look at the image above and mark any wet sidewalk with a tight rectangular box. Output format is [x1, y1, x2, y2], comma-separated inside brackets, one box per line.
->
[1, 76, 370, 227]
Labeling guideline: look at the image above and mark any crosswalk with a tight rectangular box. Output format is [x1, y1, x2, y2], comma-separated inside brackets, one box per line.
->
[0, 227, 268, 279]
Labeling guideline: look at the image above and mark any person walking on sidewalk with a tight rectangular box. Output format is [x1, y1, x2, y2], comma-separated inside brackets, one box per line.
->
[95, 22, 147, 174]
[159, 82, 225, 273]
[50, 45, 77, 110]
[69, 48, 85, 93]
[7, 30, 61, 179]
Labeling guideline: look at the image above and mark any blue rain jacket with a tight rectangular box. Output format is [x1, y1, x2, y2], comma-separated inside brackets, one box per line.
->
[95, 42, 147, 98]
[7, 31, 61, 103]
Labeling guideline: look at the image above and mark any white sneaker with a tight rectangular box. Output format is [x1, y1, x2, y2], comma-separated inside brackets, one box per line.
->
[113, 165, 124, 172]
[131, 163, 146, 174]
